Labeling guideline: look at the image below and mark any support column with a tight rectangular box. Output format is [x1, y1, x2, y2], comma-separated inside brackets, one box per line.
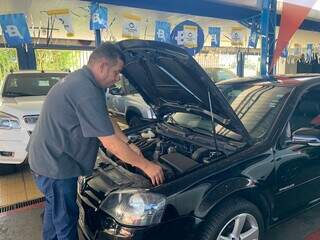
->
[260, 0, 277, 76]
[237, 51, 245, 77]
[95, 29, 102, 47]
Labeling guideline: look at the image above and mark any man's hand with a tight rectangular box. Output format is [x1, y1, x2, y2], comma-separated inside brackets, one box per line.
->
[143, 161, 165, 186]
[99, 135, 165, 186]
[129, 143, 142, 156]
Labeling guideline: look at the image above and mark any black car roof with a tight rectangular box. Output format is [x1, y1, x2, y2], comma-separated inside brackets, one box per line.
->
[217, 74, 320, 87]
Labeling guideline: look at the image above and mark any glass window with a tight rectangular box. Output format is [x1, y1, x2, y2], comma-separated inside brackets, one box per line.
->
[167, 84, 292, 141]
[3, 73, 67, 97]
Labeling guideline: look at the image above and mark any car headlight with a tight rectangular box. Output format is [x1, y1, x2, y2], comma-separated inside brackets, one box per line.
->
[101, 189, 166, 227]
[0, 112, 20, 129]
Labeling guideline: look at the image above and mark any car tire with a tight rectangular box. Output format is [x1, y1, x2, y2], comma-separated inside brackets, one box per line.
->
[197, 197, 264, 240]
[127, 113, 143, 127]
[0, 164, 17, 175]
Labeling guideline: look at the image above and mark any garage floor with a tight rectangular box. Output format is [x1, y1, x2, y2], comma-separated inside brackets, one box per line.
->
[0, 165, 42, 207]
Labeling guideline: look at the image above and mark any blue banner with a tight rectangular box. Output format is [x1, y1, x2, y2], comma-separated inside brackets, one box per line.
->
[155, 21, 171, 43]
[248, 27, 259, 48]
[208, 27, 221, 48]
[90, 3, 108, 30]
[170, 20, 204, 56]
[0, 13, 31, 47]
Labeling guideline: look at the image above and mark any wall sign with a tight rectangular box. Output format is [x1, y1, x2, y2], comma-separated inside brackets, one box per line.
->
[90, 2, 108, 30]
[208, 27, 221, 48]
[0, 13, 32, 46]
[155, 21, 171, 43]
[170, 20, 204, 56]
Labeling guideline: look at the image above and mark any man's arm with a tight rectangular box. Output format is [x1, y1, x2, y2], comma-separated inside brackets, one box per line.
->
[98, 135, 164, 186]
[111, 118, 142, 155]
[111, 118, 129, 142]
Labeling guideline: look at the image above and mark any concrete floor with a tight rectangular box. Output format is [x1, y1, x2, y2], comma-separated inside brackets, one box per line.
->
[0, 203, 320, 240]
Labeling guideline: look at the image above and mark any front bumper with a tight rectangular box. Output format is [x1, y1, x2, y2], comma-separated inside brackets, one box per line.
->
[78, 194, 200, 240]
[0, 128, 30, 164]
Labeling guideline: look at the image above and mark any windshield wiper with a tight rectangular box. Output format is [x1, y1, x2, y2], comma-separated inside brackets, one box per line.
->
[4, 92, 38, 97]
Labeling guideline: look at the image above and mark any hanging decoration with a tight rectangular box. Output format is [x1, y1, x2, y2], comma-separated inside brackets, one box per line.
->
[208, 27, 221, 48]
[281, 47, 288, 58]
[170, 20, 204, 56]
[293, 43, 302, 57]
[47, 9, 74, 37]
[270, 0, 318, 71]
[248, 26, 259, 48]
[306, 43, 313, 62]
[90, 2, 108, 30]
[122, 14, 141, 39]
[231, 28, 244, 46]
[0, 13, 32, 47]
[155, 21, 171, 43]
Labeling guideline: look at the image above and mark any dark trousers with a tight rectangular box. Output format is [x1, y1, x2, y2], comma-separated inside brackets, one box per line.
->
[33, 174, 79, 240]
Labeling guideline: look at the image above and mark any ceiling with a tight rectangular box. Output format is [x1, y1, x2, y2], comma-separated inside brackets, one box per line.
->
[0, 0, 320, 46]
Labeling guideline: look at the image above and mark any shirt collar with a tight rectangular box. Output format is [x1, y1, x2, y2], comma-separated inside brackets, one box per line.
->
[82, 65, 106, 90]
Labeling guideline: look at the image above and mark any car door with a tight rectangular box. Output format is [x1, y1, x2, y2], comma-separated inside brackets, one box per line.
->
[274, 87, 320, 219]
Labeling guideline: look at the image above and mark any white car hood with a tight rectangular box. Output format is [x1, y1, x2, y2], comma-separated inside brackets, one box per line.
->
[0, 96, 46, 116]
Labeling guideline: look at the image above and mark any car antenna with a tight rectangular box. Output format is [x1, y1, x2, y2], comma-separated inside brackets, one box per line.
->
[208, 88, 219, 153]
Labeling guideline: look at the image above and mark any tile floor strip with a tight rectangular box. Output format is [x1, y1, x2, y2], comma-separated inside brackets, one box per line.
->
[0, 197, 45, 214]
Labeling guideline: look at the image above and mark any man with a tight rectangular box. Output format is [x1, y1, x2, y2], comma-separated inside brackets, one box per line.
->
[27, 42, 164, 240]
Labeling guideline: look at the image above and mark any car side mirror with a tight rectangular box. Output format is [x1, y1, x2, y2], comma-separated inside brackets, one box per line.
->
[292, 128, 320, 146]
[109, 87, 124, 95]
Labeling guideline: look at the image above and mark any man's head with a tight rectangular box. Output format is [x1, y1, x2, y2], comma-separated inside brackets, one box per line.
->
[88, 42, 125, 88]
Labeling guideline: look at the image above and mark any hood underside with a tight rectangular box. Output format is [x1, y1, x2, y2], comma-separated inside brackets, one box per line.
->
[116, 40, 251, 143]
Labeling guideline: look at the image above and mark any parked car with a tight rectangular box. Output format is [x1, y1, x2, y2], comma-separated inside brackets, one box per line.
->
[107, 69, 236, 127]
[78, 40, 320, 240]
[205, 67, 237, 82]
[0, 71, 67, 173]
[107, 77, 155, 127]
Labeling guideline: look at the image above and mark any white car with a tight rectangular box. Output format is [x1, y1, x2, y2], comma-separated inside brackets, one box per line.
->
[0, 71, 67, 169]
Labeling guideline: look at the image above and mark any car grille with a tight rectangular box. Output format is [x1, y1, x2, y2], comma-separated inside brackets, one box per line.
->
[23, 115, 39, 124]
[78, 196, 102, 235]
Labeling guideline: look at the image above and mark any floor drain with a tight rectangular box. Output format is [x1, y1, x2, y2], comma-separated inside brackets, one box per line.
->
[0, 197, 45, 213]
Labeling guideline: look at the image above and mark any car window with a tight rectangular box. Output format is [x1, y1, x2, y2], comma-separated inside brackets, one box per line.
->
[216, 69, 236, 82]
[205, 68, 236, 82]
[218, 84, 292, 140]
[123, 77, 138, 94]
[290, 89, 320, 132]
[3, 73, 66, 97]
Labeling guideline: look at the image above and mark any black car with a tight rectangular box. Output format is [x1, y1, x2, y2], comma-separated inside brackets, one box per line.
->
[77, 40, 320, 240]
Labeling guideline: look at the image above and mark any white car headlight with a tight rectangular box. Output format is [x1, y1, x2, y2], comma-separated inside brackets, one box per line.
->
[0, 112, 20, 129]
[102, 189, 166, 227]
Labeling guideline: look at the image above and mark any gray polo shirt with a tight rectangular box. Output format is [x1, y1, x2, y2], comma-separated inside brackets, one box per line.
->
[27, 66, 115, 179]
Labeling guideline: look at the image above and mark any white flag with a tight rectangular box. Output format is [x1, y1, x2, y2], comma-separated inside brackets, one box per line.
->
[183, 25, 198, 48]
[47, 9, 74, 37]
[122, 14, 141, 39]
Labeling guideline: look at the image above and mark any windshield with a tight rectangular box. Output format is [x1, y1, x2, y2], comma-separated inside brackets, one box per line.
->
[3, 73, 66, 97]
[205, 68, 236, 82]
[167, 84, 292, 141]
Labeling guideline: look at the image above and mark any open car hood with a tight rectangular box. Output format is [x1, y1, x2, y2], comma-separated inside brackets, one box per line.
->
[116, 40, 252, 144]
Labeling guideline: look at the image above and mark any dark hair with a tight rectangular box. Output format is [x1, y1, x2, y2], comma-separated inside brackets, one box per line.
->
[88, 42, 125, 65]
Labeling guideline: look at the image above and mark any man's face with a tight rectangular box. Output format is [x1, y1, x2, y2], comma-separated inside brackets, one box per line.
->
[97, 58, 124, 88]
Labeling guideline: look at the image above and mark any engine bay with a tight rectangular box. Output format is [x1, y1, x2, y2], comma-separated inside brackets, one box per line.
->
[102, 123, 231, 183]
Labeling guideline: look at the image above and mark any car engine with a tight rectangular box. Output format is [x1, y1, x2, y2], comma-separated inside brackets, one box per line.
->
[103, 124, 226, 182]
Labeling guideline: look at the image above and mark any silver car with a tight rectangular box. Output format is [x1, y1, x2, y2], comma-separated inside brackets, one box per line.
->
[107, 76, 155, 127]
[107, 68, 236, 126]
